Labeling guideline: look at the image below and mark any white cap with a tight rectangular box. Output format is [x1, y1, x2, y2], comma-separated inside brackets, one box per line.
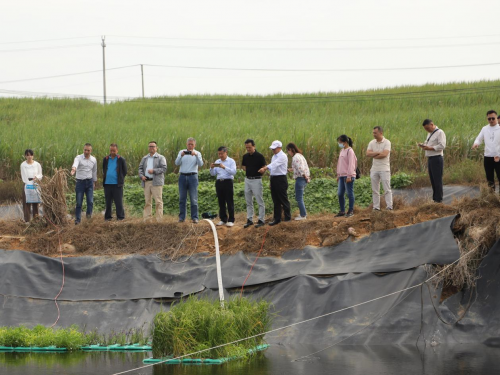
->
[269, 140, 282, 149]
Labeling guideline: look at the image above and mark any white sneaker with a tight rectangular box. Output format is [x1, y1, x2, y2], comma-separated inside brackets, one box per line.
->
[216, 221, 225, 226]
[295, 216, 307, 221]
[226, 222, 234, 227]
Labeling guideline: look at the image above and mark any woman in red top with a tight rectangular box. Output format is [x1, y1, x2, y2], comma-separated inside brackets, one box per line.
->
[336, 135, 357, 217]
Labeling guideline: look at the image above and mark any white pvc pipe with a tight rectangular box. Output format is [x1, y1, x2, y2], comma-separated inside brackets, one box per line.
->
[203, 219, 225, 307]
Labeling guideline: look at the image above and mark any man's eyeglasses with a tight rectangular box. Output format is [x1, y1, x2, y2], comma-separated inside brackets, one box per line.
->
[488, 117, 497, 121]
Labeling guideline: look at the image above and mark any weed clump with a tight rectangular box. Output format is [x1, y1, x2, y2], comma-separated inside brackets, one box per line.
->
[151, 296, 271, 359]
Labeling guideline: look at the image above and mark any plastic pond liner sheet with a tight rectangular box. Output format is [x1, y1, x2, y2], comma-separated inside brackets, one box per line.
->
[0, 216, 458, 301]
[3, 215, 498, 346]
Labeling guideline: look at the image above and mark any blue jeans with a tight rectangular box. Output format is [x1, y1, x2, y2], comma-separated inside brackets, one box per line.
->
[178, 174, 199, 221]
[295, 177, 307, 217]
[337, 176, 355, 213]
[75, 179, 94, 223]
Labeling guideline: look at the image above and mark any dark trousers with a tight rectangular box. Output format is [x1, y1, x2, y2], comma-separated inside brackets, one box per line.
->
[483, 156, 500, 190]
[22, 188, 39, 222]
[216, 179, 234, 223]
[270, 175, 291, 222]
[104, 184, 125, 220]
[428, 156, 444, 203]
[75, 179, 94, 223]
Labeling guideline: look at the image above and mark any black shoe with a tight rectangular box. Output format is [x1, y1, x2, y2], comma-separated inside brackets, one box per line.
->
[346, 211, 354, 218]
[255, 220, 265, 228]
[244, 219, 254, 228]
[86, 214, 92, 220]
[334, 212, 345, 217]
[269, 220, 280, 226]
[105, 218, 112, 222]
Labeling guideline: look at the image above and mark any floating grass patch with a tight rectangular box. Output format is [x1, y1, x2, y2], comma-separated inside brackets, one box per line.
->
[0, 325, 151, 351]
[151, 296, 271, 360]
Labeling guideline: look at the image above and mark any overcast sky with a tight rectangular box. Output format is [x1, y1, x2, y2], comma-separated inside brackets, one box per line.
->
[1, 0, 500, 101]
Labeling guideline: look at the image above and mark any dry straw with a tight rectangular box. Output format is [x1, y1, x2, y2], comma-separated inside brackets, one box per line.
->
[37, 168, 69, 227]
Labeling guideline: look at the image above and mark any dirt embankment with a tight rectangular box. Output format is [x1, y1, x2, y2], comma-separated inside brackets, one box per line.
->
[0, 196, 457, 258]
[0, 188, 498, 266]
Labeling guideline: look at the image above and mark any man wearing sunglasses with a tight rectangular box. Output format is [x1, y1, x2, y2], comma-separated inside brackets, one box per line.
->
[472, 110, 500, 191]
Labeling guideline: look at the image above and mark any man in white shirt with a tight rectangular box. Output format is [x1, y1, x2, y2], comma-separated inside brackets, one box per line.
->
[472, 110, 500, 190]
[71, 143, 97, 224]
[258, 140, 291, 226]
[210, 146, 237, 227]
[366, 126, 393, 210]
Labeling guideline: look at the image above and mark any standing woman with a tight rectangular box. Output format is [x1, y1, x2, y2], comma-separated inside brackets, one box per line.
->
[336, 135, 357, 218]
[20, 149, 43, 222]
[286, 143, 311, 220]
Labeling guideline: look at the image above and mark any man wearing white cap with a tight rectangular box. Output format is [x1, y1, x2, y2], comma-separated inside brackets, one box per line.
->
[258, 140, 291, 226]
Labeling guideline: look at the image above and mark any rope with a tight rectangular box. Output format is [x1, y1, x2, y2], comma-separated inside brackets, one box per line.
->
[42, 214, 65, 328]
[240, 226, 270, 297]
[110, 240, 481, 375]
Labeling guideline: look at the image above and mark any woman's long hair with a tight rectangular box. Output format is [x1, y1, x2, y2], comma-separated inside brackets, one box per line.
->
[286, 142, 302, 155]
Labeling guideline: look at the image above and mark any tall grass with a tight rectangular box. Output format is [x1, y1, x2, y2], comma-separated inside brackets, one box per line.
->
[0, 80, 497, 179]
[151, 296, 271, 359]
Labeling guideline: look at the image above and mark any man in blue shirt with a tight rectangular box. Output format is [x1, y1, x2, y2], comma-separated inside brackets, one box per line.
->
[210, 146, 237, 227]
[102, 143, 128, 221]
[175, 137, 204, 223]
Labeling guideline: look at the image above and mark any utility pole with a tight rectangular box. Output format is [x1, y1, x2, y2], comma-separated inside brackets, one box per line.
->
[141, 64, 145, 98]
[101, 35, 107, 105]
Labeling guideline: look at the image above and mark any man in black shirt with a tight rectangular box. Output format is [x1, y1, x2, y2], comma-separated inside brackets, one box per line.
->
[242, 139, 266, 228]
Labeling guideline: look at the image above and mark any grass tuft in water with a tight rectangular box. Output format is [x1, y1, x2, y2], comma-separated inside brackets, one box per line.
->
[151, 296, 271, 359]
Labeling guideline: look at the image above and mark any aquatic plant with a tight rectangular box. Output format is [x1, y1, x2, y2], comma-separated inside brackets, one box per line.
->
[151, 296, 271, 359]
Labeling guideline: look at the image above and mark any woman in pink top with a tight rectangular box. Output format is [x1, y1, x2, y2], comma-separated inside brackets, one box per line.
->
[336, 135, 357, 218]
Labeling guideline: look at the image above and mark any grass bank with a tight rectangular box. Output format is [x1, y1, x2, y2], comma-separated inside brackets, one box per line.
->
[0, 80, 497, 181]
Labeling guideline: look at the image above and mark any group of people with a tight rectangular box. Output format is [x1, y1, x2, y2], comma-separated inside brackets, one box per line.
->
[20, 112, 500, 225]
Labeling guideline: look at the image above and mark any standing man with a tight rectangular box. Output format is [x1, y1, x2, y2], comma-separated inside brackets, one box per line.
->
[242, 139, 266, 228]
[418, 119, 447, 203]
[472, 110, 500, 191]
[71, 143, 97, 224]
[258, 140, 291, 226]
[366, 126, 393, 210]
[138, 141, 167, 220]
[175, 137, 204, 223]
[210, 146, 237, 227]
[103, 143, 127, 221]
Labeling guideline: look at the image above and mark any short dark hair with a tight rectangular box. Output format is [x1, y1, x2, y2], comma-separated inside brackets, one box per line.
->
[24, 149, 34, 156]
[373, 126, 383, 133]
[110, 143, 118, 148]
[286, 142, 302, 155]
[487, 110, 497, 116]
[422, 119, 433, 126]
[84, 143, 92, 147]
[218, 146, 228, 153]
[337, 135, 353, 147]
[244, 139, 255, 146]
[149, 141, 157, 145]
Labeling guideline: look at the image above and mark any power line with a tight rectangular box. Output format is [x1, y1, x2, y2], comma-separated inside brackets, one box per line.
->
[0, 65, 140, 85]
[2, 83, 499, 104]
[143, 61, 500, 72]
[0, 44, 97, 53]
[111, 41, 500, 51]
[0, 35, 100, 45]
[107, 33, 500, 43]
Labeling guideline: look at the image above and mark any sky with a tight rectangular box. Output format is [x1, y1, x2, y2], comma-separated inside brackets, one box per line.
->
[1, 0, 500, 101]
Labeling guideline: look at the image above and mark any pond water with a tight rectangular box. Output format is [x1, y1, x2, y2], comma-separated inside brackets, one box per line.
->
[0, 344, 498, 375]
